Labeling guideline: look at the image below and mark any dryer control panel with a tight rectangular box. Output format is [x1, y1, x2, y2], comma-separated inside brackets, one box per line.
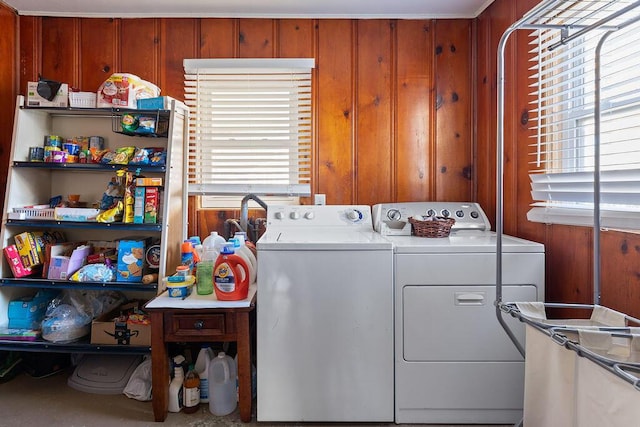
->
[372, 202, 491, 235]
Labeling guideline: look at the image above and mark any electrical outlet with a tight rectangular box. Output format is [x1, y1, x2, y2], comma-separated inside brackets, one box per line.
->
[314, 194, 326, 205]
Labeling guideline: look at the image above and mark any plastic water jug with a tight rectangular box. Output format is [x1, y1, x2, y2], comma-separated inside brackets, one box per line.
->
[231, 234, 257, 284]
[214, 244, 250, 301]
[208, 351, 237, 416]
[194, 346, 214, 403]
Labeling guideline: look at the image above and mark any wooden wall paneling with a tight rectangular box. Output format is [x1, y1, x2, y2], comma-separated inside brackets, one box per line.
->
[18, 16, 40, 96]
[120, 18, 159, 85]
[277, 19, 316, 203]
[41, 17, 79, 87]
[316, 20, 355, 205]
[395, 20, 433, 202]
[277, 19, 314, 58]
[475, 10, 495, 223]
[238, 19, 275, 58]
[200, 19, 238, 58]
[159, 19, 197, 100]
[546, 225, 593, 305]
[600, 231, 640, 319]
[79, 18, 117, 92]
[355, 19, 393, 206]
[0, 4, 17, 216]
[433, 19, 473, 202]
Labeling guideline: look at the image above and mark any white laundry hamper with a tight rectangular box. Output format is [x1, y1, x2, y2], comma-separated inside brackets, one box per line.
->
[507, 303, 640, 427]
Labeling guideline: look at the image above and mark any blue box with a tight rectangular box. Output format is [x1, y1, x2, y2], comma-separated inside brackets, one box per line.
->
[116, 239, 148, 282]
[136, 96, 175, 110]
[8, 290, 58, 330]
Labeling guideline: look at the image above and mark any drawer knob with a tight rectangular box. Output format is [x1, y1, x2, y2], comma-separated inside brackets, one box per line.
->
[194, 320, 204, 330]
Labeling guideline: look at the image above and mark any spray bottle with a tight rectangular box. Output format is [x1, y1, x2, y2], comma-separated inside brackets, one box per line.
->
[168, 355, 186, 412]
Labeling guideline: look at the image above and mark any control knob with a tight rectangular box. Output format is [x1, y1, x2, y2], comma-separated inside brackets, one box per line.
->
[346, 209, 362, 221]
[290, 211, 300, 220]
[274, 211, 284, 220]
[386, 209, 401, 221]
[304, 211, 315, 220]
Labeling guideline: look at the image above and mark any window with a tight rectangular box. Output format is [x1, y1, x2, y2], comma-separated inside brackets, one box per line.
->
[183, 58, 314, 207]
[527, 9, 640, 231]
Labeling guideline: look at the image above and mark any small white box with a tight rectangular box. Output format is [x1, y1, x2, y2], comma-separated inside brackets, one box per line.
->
[26, 82, 69, 108]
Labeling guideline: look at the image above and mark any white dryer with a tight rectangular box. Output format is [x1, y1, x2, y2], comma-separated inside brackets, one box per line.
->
[257, 205, 394, 422]
[372, 202, 545, 425]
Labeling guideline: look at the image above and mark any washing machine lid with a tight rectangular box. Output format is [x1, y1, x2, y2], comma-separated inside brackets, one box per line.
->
[385, 231, 545, 254]
[258, 228, 393, 250]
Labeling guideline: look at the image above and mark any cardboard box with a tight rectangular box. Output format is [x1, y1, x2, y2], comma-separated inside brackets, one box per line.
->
[54, 207, 100, 222]
[3, 245, 34, 278]
[47, 244, 91, 280]
[8, 290, 58, 330]
[143, 187, 159, 224]
[116, 239, 147, 282]
[133, 187, 145, 224]
[26, 81, 69, 108]
[91, 302, 150, 346]
[134, 177, 163, 187]
[14, 231, 43, 268]
[136, 96, 176, 110]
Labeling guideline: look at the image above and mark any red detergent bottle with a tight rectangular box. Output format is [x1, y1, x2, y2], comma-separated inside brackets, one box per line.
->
[214, 243, 250, 301]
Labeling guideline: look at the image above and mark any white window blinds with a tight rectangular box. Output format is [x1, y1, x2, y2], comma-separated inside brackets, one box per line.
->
[184, 58, 314, 196]
[527, 4, 640, 230]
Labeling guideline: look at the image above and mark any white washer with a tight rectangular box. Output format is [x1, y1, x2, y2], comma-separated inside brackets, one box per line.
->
[257, 205, 394, 422]
[372, 202, 545, 425]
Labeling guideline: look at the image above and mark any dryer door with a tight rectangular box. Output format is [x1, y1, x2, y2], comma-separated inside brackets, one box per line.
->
[403, 285, 535, 361]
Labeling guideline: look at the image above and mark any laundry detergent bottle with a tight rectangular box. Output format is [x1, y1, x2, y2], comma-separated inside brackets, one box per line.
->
[214, 243, 250, 301]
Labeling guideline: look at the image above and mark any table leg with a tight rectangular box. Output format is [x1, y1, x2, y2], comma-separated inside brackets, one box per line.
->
[150, 311, 168, 421]
[237, 310, 252, 422]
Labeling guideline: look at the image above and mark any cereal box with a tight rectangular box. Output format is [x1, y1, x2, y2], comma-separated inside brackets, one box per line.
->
[144, 187, 159, 224]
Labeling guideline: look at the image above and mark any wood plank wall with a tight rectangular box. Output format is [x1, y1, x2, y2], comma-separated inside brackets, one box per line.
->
[0, 1, 638, 318]
[15, 16, 474, 241]
[476, 0, 640, 318]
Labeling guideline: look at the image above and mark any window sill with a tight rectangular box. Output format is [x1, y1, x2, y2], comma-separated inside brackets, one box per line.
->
[527, 207, 640, 232]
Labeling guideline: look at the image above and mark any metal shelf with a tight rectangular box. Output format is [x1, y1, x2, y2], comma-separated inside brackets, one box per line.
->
[0, 338, 150, 354]
[12, 161, 166, 173]
[4, 219, 162, 232]
[0, 278, 157, 292]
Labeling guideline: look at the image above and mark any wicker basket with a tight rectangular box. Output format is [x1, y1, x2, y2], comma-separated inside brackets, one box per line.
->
[409, 216, 455, 238]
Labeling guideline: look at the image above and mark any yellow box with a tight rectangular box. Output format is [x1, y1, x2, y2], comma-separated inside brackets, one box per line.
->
[14, 231, 43, 268]
[135, 177, 163, 186]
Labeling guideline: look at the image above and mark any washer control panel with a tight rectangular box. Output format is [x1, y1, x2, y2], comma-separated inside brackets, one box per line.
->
[267, 205, 373, 228]
[372, 202, 491, 235]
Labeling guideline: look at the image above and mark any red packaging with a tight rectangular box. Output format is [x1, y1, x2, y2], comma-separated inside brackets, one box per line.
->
[3, 245, 34, 278]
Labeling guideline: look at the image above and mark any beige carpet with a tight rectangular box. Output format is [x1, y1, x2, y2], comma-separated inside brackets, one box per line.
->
[0, 366, 512, 427]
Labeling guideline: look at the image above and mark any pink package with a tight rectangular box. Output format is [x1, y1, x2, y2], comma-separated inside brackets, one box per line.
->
[3, 244, 34, 278]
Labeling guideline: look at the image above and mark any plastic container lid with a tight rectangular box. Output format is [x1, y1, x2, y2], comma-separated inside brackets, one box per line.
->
[67, 354, 142, 395]
[220, 242, 235, 255]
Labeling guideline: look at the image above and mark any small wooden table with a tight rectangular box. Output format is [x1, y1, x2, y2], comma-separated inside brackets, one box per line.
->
[146, 293, 256, 422]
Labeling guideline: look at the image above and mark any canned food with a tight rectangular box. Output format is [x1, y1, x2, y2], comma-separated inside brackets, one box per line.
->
[28, 146, 44, 162]
[44, 135, 62, 147]
[62, 142, 80, 156]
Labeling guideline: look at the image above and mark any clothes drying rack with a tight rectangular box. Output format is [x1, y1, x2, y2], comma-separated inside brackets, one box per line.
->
[494, 1, 640, 426]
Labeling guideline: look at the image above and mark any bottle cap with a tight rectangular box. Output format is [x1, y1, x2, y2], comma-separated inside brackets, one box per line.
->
[181, 241, 193, 253]
[221, 242, 235, 254]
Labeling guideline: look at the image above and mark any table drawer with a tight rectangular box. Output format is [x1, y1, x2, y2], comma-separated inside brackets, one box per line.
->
[166, 313, 234, 338]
